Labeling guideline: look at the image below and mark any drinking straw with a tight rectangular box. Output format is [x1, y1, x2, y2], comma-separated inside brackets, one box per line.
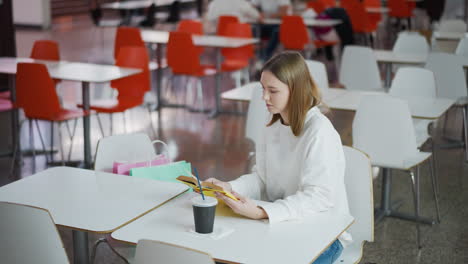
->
[193, 168, 205, 200]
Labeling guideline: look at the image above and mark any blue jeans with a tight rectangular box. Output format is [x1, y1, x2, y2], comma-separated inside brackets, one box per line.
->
[312, 240, 343, 264]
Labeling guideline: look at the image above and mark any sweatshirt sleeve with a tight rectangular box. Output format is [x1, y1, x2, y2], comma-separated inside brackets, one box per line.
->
[260, 124, 344, 224]
[240, 1, 260, 21]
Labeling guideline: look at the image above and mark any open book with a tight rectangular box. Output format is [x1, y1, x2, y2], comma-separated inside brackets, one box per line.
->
[176, 176, 239, 201]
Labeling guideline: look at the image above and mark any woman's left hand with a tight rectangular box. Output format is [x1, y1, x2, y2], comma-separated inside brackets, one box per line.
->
[216, 191, 267, 220]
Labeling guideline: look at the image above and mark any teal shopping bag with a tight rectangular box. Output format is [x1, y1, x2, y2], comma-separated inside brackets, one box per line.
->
[130, 161, 192, 184]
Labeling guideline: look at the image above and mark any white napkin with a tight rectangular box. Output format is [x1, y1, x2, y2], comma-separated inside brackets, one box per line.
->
[188, 225, 234, 240]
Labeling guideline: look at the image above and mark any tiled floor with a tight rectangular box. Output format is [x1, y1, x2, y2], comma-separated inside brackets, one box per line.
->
[1, 4, 468, 264]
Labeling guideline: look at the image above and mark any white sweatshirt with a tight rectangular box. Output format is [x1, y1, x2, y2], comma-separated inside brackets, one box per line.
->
[206, 0, 260, 22]
[230, 107, 352, 245]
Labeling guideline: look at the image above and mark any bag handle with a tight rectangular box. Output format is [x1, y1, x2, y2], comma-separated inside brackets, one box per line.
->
[145, 140, 170, 167]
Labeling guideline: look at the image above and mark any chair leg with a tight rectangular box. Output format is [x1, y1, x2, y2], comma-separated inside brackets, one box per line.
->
[197, 79, 205, 111]
[29, 119, 36, 173]
[57, 122, 66, 165]
[122, 111, 127, 134]
[429, 155, 441, 223]
[34, 120, 49, 164]
[96, 113, 105, 138]
[50, 121, 54, 162]
[410, 168, 421, 249]
[65, 119, 78, 161]
[109, 113, 114, 136]
[10, 120, 25, 175]
[90, 237, 130, 264]
[462, 106, 468, 162]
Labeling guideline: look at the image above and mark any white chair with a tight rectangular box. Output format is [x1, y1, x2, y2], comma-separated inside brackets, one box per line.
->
[439, 19, 467, 33]
[0, 202, 69, 264]
[425, 52, 468, 161]
[393, 31, 430, 55]
[245, 83, 269, 172]
[455, 36, 468, 56]
[339, 46, 383, 91]
[337, 146, 374, 264]
[389, 67, 437, 147]
[134, 239, 215, 264]
[352, 94, 440, 248]
[94, 132, 156, 173]
[306, 59, 329, 93]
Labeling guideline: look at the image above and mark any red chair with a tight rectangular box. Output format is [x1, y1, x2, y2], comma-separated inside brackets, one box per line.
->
[307, 0, 327, 13]
[16, 63, 87, 168]
[388, 0, 415, 29]
[80, 46, 151, 136]
[364, 0, 383, 28]
[280, 16, 338, 57]
[220, 22, 255, 87]
[114, 27, 146, 60]
[166, 31, 216, 111]
[217, 15, 239, 35]
[177, 19, 204, 34]
[341, 0, 377, 46]
[30, 40, 61, 85]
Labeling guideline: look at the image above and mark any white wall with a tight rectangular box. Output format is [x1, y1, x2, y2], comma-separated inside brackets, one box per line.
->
[13, 0, 51, 29]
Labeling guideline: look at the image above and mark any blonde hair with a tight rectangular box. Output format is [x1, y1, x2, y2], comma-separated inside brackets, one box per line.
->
[262, 51, 321, 136]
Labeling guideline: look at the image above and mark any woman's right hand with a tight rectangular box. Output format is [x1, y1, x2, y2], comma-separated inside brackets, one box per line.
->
[204, 178, 232, 192]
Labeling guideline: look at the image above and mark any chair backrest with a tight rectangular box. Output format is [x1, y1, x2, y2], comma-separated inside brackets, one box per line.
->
[425, 52, 468, 100]
[94, 133, 156, 172]
[339, 45, 382, 91]
[167, 31, 203, 75]
[221, 22, 254, 61]
[111, 46, 151, 107]
[134, 239, 215, 264]
[279, 15, 309, 50]
[16, 63, 61, 119]
[388, 0, 414, 18]
[177, 19, 204, 34]
[305, 60, 329, 93]
[217, 15, 239, 35]
[343, 146, 374, 244]
[341, 0, 370, 33]
[0, 202, 69, 264]
[30, 40, 60, 61]
[307, 0, 326, 14]
[114, 27, 145, 60]
[455, 36, 468, 56]
[439, 19, 467, 33]
[393, 31, 429, 54]
[246, 83, 269, 145]
[352, 94, 418, 164]
[389, 67, 436, 99]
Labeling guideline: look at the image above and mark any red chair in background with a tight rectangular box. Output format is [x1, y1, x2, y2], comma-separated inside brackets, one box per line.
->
[280, 15, 338, 58]
[80, 46, 151, 136]
[15, 63, 87, 170]
[307, 0, 327, 14]
[220, 22, 255, 87]
[177, 19, 204, 34]
[388, 0, 415, 29]
[363, 0, 383, 28]
[166, 31, 216, 111]
[217, 15, 239, 35]
[30, 40, 61, 85]
[114, 27, 146, 60]
[341, 0, 377, 46]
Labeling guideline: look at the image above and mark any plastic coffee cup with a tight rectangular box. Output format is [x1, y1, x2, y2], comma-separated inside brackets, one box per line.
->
[192, 196, 218, 234]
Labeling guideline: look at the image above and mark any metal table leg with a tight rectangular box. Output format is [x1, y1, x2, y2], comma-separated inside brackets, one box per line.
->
[155, 43, 163, 111]
[209, 48, 222, 118]
[73, 230, 89, 264]
[82, 82, 92, 169]
[385, 62, 392, 89]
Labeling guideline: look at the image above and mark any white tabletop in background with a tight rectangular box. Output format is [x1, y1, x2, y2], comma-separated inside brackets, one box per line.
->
[433, 31, 467, 41]
[102, 0, 194, 10]
[112, 192, 354, 264]
[373, 50, 427, 65]
[0, 167, 188, 233]
[366, 7, 390, 13]
[252, 18, 342, 27]
[141, 30, 259, 48]
[221, 82, 346, 104]
[327, 90, 455, 119]
[0, 57, 142, 83]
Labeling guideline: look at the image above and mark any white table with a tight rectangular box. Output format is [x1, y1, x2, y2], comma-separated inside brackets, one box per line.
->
[433, 31, 467, 41]
[0, 166, 188, 264]
[0, 57, 141, 170]
[366, 7, 390, 14]
[327, 90, 455, 120]
[112, 192, 354, 264]
[141, 30, 259, 117]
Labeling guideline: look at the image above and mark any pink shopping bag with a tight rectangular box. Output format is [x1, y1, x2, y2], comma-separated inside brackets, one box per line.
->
[112, 140, 171, 175]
